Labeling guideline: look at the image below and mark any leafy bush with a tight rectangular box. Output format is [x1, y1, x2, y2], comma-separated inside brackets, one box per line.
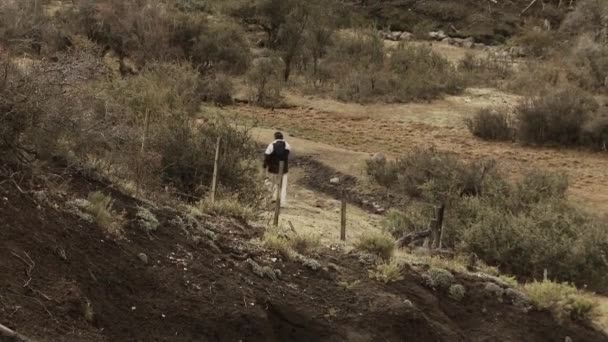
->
[449, 284, 466, 301]
[366, 148, 502, 202]
[425, 268, 455, 290]
[136, 206, 160, 232]
[465, 108, 514, 141]
[524, 280, 599, 323]
[368, 259, 404, 284]
[516, 86, 598, 146]
[382, 206, 430, 239]
[191, 22, 251, 74]
[354, 232, 396, 260]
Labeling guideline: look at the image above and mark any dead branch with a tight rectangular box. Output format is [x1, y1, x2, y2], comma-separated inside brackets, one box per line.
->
[10, 251, 34, 288]
[0, 323, 36, 342]
[521, 0, 539, 15]
[397, 229, 431, 248]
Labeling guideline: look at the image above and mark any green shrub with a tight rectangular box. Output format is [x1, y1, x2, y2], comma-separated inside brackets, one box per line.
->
[425, 268, 455, 290]
[516, 86, 598, 146]
[465, 108, 514, 141]
[354, 232, 396, 260]
[191, 22, 251, 75]
[382, 206, 430, 239]
[136, 206, 159, 232]
[449, 284, 466, 301]
[524, 280, 599, 322]
[369, 259, 404, 284]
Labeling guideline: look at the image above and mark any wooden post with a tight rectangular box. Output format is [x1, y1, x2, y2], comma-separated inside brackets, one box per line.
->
[273, 161, 285, 227]
[436, 204, 445, 249]
[210, 136, 221, 204]
[136, 109, 150, 198]
[429, 218, 439, 249]
[340, 192, 347, 241]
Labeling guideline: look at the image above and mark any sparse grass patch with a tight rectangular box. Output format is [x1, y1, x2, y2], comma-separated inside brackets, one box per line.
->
[354, 232, 396, 261]
[199, 198, 257, 223]
[263, 231, 294, 259]
[289, 233, 321, 255]
[368, 259, 404, 284]
[85, 191, 124, 237]
[524, 280, 599, 323]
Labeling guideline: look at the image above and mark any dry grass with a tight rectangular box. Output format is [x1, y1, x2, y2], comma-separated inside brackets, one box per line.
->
[368, 259, 404, 284]
[199, 198, 257, 223]
[524, 280, 599, 323]
[354, 232, 396, 260]
[85, 191, 124, 238]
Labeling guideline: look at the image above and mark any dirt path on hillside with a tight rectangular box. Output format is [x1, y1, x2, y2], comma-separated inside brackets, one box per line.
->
[236, 89, 608, 213]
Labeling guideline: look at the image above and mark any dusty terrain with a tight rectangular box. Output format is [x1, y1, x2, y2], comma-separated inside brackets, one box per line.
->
[236, 87, 608, 213]
[1, 164, 608, 341]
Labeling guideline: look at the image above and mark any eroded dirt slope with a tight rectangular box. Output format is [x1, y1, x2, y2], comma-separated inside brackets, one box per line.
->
[0, 171, 606, 342]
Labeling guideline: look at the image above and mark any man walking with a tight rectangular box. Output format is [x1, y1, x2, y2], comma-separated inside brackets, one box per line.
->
[264, 132, 291, 207]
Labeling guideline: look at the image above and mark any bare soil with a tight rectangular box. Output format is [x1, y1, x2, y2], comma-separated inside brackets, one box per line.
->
[0, 167, 607, 342]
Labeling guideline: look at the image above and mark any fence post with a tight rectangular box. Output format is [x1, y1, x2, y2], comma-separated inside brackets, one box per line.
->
[436, 204, 445, 249]
[273, 161, 285, 227]
[340, 192, 347, 241]
[210, 136, 221, 204]
[136, 109, 150, 198]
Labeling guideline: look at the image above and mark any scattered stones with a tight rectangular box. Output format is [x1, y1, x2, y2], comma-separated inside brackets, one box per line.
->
[429, 30, 447, 40]
[379, 31, 413, 42]
[138, 253, 149, 264]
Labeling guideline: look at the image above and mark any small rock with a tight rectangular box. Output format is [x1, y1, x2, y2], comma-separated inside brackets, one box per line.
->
[330, 177, 340, 185]
[138, 253, 149, 264]
[429, 30, 447, 40]
[564, 337, 572, 342]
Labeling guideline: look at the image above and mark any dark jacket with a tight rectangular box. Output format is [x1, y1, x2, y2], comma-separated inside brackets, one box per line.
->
[264, 139, 290, 174]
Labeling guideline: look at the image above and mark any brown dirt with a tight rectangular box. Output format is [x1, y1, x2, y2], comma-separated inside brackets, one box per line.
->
[1, 169, 606, 342]
[232, 92, 608, 214]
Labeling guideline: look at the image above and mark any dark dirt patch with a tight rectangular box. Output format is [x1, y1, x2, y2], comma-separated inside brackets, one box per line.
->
[1, 170, 607, 342]
[294, 155, 406, 214]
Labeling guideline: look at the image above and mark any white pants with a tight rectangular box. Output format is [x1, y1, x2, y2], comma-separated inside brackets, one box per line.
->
[268, 173, 288, 207]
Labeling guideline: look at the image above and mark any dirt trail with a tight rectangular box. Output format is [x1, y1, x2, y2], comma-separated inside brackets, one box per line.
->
[236, 88, 608, 213]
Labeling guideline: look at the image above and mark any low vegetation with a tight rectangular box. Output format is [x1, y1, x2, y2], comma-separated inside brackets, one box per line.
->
[199, 198, 258, 223]
[263, 229, 321, 260]
[525, 280, 599, 323]
[465, 108, 514, 141]
[354, 232, 396, 261]
[368, 259, 404, 284]
[84, 192, 124, 238]
[368, 148, 608, 289]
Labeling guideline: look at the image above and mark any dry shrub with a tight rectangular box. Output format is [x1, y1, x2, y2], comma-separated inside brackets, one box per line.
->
[465, 108, 514, 141]
[199, 198, 257, 223]
[85, 191, 124, 237]
[566, 36, 608, 92]
[200, 74, 235, 106]
[561, 0, 608, 41]
[524, 280, 599, 323]
[368, 259, 404, 284]
[247, 56, 285, 107]
[289, 233, 321, 255]
[322, 33, 464, 103]
[505, 61, 565, 95]
[354, 232, 396, 261]
[459, 52, 511, 87]
[516, 86, 598, 146]
[511, 24, 556, 58]
[191, 21, 251, 75]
